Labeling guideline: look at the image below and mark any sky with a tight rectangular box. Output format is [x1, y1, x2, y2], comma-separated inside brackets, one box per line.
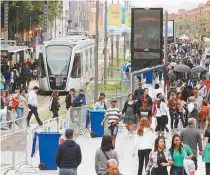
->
[116, 0, 207, 13]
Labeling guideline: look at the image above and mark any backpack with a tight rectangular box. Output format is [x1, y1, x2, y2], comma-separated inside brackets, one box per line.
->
[11, 96, 20, 109]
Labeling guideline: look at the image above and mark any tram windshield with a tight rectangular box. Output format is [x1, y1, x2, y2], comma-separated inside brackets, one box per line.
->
[46, 45, 72, 76]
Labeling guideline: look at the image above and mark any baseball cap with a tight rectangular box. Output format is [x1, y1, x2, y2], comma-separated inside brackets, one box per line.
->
[79, 88, 84, 92]
[110, 98, 117, 103]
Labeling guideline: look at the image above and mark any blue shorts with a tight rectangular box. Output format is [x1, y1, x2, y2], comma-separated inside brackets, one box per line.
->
[109, 125, 119, 137]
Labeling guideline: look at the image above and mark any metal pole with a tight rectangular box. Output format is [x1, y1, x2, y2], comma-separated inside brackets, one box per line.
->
[111, 35, 114, 77]
[94, 0, 99, 103]
[164, 11, 168, 65]
[123, 33, 126, 61]
[44, 0, 48, 41]
[55, 17, 56, 38]
[30, 11, 32, 47]
[16, 7, 19, 33]
[4, 1, 9, 40]
[104, 0, 108, 85]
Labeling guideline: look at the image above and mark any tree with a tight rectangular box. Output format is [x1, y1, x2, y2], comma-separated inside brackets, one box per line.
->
[1, 0, 61, 40]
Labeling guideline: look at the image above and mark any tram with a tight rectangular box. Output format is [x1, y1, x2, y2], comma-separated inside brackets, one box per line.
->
[37, 36, 95, 91]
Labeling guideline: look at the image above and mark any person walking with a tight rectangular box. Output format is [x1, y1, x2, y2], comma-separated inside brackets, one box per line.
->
[133, 117, 153, 175]
[101, 99, 123, 148]
[169, 134, 194, 175]
[65, 88, 76, 120]
[106, 159, 123, 175]
[134, 82, 144, 100]
[199, 100, 209, 132]
[27, 86, 43, 126]
[50, 90, 60, 118]
[0, 72, 5, 90]
[145, 137, 173, 175]
[138, 99, 152, 124]
[202, 116, 210, 175]
[95, 135, 119, 175]
[122, 94, 137, 136]
[180, 118, 203, 171]
[138, 88, 153, 108]
[3, 66, 11, 92]
[176, 92, 186, 128]
[94, 96, 106, 110]
[73, 89, 86, 107]
[187, 96, 199, 129]
[155, 94, 168, 138]
[56, 129, 82, 175]
[168, 93, 178, 131]
[15, 89, 27, 127]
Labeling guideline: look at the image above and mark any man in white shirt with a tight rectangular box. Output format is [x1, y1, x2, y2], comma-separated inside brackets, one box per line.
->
[27, 86, 43, 126]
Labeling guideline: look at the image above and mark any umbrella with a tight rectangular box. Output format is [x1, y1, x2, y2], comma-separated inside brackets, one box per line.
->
[167, 70, 177, 80]
[191, 66, 206, 73]
[174, 65, 191, 73]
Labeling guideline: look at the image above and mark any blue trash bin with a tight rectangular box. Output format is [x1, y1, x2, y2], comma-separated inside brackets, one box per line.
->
[145, 71, 153, 84]
[89, 110, 105, 137]
[38, 132, 61, 170]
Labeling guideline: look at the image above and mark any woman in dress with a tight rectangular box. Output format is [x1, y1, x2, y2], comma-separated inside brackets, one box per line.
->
[122, 94, 137, 136]
[95, 135, 119, 175]
[145, 137, 173, 175]
[169, 134, 193, 175]
[133, 117, 153, 175]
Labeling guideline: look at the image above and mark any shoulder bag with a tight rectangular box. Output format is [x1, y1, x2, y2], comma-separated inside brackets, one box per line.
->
[101, 149, 110, 160]
[183, 148, 195, 175]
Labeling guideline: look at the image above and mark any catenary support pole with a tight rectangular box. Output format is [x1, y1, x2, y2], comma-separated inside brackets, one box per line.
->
[94, 0, 99, 103]
[104, 0, 108, 85]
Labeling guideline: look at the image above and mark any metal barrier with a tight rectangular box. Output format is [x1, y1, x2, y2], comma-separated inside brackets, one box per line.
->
[42, 115, 69, 134]
[68, 107, 89, 137]
[106, 95, 128, 110]
[0, 117, 37, 175]
[43, 107, 89, 139]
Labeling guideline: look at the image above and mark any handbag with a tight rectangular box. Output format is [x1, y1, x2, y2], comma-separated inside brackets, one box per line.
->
[183, 149, 195, 175]
[202, 143, 210, 163]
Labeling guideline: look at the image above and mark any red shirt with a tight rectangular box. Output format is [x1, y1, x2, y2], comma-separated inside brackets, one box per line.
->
[152, 99, 159, 116]
[26, 60, 32, 66]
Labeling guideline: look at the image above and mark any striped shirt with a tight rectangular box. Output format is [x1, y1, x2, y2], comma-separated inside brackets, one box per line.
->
[105, 108, 122, 127]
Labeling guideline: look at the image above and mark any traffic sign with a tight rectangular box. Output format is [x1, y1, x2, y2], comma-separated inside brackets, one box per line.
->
[29, 30, 33, 35]
[14, 33, 20, 38]
[29, 34, 33, 39]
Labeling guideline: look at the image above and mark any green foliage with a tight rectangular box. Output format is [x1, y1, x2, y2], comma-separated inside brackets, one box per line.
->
[176, 17, 210, 41]
[1, 0, 61, 39]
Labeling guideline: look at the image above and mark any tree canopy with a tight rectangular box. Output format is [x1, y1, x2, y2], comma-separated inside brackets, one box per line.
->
[1, 0, 61, 39]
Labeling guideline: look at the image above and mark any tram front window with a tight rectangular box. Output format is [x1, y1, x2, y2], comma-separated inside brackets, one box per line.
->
[46, 46, 71, 76]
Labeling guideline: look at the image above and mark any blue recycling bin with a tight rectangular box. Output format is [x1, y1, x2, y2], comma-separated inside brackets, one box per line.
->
[145, 71, 153, 84]
[89, 110, 105, 137]
[32, 132, 61, 170]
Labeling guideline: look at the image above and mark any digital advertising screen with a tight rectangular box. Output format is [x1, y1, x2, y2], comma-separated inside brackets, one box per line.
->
[131, 8, 163, 71]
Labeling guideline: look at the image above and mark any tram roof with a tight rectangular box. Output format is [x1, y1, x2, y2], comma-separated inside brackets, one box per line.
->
[43, 36, 95, 48]
[0, 46, 29, 53]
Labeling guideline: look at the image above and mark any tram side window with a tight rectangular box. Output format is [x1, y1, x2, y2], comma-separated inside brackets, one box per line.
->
[90, 48, 92, 68]
[71, 53, 81, 78]
[38, 53, 46, 78]
[86, 50, 89, 72]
